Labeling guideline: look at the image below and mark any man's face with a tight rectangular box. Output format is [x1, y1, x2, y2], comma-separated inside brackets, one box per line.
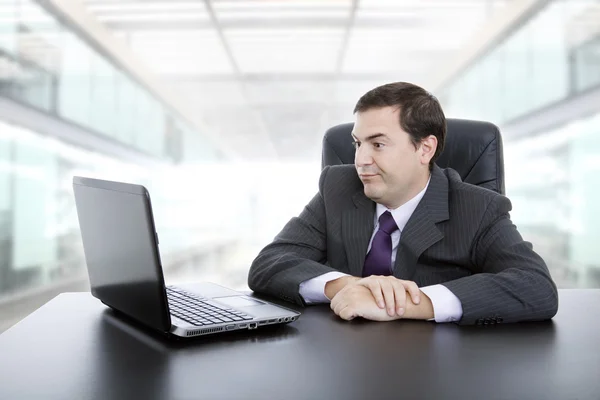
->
[352, 106, 430, 209]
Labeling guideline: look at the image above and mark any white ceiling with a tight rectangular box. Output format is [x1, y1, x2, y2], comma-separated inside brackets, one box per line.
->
[82, 0, 511, 162]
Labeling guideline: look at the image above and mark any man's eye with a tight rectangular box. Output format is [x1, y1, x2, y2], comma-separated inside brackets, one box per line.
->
[352, 141, 360, 149]
[373, 143, 384, 148]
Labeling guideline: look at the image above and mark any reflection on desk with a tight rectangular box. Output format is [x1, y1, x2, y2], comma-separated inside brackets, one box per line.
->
[0, 290, 598, 400]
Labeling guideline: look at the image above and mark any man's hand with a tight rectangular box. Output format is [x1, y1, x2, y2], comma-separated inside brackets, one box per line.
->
[330, 282, 435, 322]
[330, 284, 399, 321]
[325, 275, 421, 317]
[324, 275, 361, 300]
[355, 276, 421, 317]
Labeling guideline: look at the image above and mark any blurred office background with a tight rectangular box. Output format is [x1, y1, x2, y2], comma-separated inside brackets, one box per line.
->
[1, 0, 599, 332]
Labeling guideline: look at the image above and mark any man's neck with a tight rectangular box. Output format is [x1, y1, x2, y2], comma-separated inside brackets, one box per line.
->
[383, 172, 431, 210]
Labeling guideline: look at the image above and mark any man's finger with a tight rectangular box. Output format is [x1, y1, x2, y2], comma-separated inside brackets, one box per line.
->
[330, 297, 337, 311]
[332, 300, 343, 315]
[403, 280, 421, 304]
[366, 281, 385, 309]
[333, 297, 348, 316]
[330, 292, 342, 312]
[392, 280, 407, 316]
[380, 280, 396, 317]
[338, 305, 355, 321]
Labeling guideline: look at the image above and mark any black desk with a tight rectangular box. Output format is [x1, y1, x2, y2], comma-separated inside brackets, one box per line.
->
[1, 289, 599, 400]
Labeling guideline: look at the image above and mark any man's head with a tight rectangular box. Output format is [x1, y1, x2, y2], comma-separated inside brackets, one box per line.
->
[352, 82, 446, 209]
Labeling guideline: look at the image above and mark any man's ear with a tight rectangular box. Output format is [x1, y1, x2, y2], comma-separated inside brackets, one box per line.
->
[419, 135, 438, 166]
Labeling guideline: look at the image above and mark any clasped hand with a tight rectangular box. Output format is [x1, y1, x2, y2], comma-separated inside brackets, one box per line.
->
[330, 276, 421, 321]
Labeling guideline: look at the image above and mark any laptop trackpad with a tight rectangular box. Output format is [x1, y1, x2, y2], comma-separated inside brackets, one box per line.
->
[214, 296, 265, 308]
[214, 296, 287, 317]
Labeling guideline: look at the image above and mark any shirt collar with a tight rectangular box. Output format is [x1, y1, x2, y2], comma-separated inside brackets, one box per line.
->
[375, 177, 431, 232]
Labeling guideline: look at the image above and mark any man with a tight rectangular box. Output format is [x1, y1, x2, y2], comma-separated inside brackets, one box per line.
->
[248, 82, 558, 325]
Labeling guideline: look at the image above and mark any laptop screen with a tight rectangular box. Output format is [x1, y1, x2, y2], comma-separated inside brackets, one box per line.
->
[73, 177, 171, 331]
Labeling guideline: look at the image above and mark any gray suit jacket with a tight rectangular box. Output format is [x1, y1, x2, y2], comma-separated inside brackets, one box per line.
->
[248, 164, 558, 325]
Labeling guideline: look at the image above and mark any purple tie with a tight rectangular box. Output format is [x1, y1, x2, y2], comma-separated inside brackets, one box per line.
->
[362, 211, 398, 277]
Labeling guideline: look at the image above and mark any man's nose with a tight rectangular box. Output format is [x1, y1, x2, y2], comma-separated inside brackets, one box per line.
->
[355, 145, 373, 167]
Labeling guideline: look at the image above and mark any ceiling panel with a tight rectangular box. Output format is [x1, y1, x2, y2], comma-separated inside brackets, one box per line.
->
[86, 1, 209, 21]
[82, 0, 513, 161]
[128, 29, 234, 75]
[244, 80, 334, 105]
[226, 28, 345, 73]
[212, 0, 352, 13]
[164, 80, 247, 107]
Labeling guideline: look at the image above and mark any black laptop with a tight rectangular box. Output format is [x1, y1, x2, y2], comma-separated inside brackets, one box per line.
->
[72, 176, 300, 338]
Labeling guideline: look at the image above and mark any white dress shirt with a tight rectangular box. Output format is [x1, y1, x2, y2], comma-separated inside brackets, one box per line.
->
[298, 179, 463, 323]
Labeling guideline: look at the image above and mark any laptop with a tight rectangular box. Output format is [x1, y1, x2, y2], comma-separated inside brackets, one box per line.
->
[72, 176, 300, 339]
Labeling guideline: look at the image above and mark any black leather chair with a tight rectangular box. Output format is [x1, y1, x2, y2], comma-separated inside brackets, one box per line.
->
[321, 118, 505, 194]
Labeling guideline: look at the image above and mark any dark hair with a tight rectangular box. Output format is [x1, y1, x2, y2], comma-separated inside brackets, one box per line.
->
[353, 82, 446, 170]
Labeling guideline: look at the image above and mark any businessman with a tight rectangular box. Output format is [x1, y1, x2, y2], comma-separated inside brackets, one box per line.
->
[248, 82, 558, 325]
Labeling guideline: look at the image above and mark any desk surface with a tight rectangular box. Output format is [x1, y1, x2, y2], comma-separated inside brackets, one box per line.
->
[1, 289, 599, 400]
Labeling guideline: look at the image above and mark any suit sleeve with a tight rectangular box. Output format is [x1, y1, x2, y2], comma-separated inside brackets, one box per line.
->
[247, 167, 338, 305]
[442, 195, 559, 325]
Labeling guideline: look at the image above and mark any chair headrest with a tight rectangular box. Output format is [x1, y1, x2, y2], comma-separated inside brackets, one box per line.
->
[321, 118, 505, 194]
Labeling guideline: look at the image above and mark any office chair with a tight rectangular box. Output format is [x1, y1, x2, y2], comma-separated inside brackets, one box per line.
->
[321, 118, 505, 194]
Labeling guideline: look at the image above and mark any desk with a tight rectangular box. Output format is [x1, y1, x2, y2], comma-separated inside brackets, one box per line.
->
[1, 289, 599, 400]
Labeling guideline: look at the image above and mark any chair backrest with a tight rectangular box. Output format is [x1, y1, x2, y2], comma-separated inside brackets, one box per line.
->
[321, 118, 505, 194]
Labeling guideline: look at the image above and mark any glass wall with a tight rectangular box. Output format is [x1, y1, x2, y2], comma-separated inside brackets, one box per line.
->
[572, 34, 600, 92]
[0, 116, 318, 310]
[0, 0, 221, 163]
[438, 0, 600, 288]
[0, 118, 236, 299]
[0, 0, 230, 329]
[439, 0, 600, 124]
[504, 111, 600, 287]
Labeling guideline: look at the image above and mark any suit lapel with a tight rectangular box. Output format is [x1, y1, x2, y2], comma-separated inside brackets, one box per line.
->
[342, 190, 375, 277]
[393, 165, 450, 280]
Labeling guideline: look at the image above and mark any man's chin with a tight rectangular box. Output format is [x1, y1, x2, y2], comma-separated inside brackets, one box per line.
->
[363, 186, 381, 201]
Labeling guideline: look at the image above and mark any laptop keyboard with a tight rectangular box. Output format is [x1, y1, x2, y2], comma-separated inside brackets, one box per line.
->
[166, 287, 253, 326]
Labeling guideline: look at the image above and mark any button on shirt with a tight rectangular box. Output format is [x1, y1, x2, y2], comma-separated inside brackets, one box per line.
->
[298, 179, 463, 323]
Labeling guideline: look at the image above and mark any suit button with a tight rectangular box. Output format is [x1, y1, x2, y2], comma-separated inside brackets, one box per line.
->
[476, 318, 484, 325]
[497, 317, 503, 323]
[484, 318, 490, 325]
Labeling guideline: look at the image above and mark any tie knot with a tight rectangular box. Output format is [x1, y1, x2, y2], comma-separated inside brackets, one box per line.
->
[378, 211, 398, 235]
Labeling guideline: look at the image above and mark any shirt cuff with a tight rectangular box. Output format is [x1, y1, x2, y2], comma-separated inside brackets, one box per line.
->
[420, 284, 463, 323]
[299, 272, 350, 304]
